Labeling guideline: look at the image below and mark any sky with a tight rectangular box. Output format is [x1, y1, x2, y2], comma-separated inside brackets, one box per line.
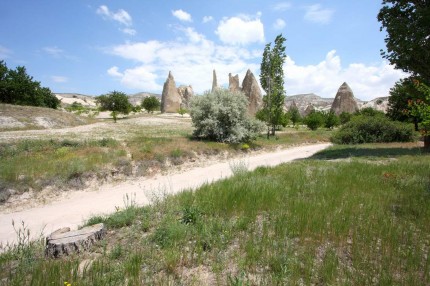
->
[0, 0, 408, 101]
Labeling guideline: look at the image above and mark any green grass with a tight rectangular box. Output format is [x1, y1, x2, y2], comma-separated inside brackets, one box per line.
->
[1, 143, 429, 285]
[0, 127, 332, 194]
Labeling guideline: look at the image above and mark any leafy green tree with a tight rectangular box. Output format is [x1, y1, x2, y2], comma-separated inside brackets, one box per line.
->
[304, 111, 325, 131]
[387, 77, 427, 131]
[141, 96, 160, 113]
[0, 60, 59, 108]
[178, 107, 188, 117]
[324, 111, 340, 129]
[96, 91, 132, 122]
[288, 106, 301, 126]
[409, 81, 430, 148]
[378, 1, 430, 82]
[339, 112, 352, 125]
[190, 89, 265, 144]
[355, 107, 385, 117]
[259, 34, 287, 137]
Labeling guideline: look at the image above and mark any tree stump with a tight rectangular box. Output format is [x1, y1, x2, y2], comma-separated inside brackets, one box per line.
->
[45, 223, 106, 258]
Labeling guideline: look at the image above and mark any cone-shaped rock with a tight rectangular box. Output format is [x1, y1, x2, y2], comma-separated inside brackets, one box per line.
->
[229, 73, 241, 92]
[241, 69, 262, 116]
[304, 104, 315, 116]
[161, 71, 181, 113]
[211, 69, 218, 93]
[330, 82, 359, 115]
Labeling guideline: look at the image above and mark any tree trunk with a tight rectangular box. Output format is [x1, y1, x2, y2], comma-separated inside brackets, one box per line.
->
[424, 135, 430, 149]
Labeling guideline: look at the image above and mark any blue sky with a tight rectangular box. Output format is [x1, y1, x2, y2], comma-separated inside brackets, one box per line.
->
[0, 0, 406, 101]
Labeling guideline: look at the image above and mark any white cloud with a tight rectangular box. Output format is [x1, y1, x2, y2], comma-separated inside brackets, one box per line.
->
[272, 2, 292, 11]
[0, 45, 12, 59]
[96, 5, 134, 35]
[43, 46, 64, 57]
[172, 9, 192, 22]
[274, 19, 286, 30]
[51, 76, 68, 83]
[216, 15, 265, 45]
[121, 28, 136, 36]
[304, 4, 334, 24]
[284, 50, 407, 100]
[202, 16, 213, 23]
[107, 28, 261, 93]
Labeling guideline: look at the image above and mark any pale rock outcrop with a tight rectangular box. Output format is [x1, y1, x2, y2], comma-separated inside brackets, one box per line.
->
[229, 73, 241, 92]
[330, 82, 359, 115]
[161, 71, 181, 113]
[211, 70, 218, 93]
[177, 85, 194, 108]
[304, 104, 315, 116]
[241, 69, 263, 116]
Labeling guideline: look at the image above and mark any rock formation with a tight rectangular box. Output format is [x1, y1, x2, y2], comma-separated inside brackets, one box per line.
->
[241, 69, 263, 116]
[304, 104, 315, 116]
[211, 69, 218, 93]
[229, 73, 241, 92]
[289, 100, 298, 112]
[330, 82, 359, 115]
[161, 71, 182, 113]
[177, 85, 194, 108]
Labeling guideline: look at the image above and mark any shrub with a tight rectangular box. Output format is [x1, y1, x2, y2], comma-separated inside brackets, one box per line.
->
[339, 112, 352, 124]
[190, 89, 265, 143]
[324, 111, 340, 129]
[331, 115, 416, 144]
[303, 111, 325, 130]
[141, 96, 160, 113]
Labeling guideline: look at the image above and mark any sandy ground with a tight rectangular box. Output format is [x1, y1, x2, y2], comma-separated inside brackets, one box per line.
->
[0, 143, 331, 248]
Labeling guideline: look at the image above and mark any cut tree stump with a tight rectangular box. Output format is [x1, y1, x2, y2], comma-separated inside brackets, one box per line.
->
[45, 223, 106, 258]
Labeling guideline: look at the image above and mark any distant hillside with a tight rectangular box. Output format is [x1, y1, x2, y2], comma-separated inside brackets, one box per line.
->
[0, 104, 91, 131]
[55, 92, 161, 107]
[284, 93, 389, 115]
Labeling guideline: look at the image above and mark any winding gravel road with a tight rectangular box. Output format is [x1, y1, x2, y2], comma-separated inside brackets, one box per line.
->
[0, 143, 331, 247]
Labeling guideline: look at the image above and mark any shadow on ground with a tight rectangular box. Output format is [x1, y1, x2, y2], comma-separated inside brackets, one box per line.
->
[309, 145, 429, 160]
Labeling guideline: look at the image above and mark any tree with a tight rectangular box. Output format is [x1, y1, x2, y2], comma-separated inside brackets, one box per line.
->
[324, 111, 340, 129]
[260, 34, 287, 137]
[0, 60, 60, 109]
[339, 112, 352, 125]
[189, 89, 265, 144]
[303, 111, 325, 131]
[288, 106, 301, 127]
[409, 81, 430, 147]
[387, 77, 427, 130]
[96, 91, 132, 122]
[141, 96, 160, 113]
[377, 1, 430, 82]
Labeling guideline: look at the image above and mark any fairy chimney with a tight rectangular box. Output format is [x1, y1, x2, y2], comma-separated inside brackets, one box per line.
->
[330, 82, 359, 115]
[241, 69, 263, 116]
[211, 69, 218, 93]
[229, 73, 241, 92]
[161, 71, 181, 113]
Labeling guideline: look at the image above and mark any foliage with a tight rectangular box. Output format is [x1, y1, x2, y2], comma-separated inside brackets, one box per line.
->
[259, 34, 287, 136]
[288, 106, 301, 126]
[96, 91, 132, 122]
[408, 81, 430, 148]
[0, 60, 60, 109]
[323, 111, 340, 129]
[177, 107, 188, 117]
[378, 1, 430, 81]
[387, 77, 428, 130]
[303, 111, 325, 130]
[339, 112, 352, 125]
[141, 96, 160, 113]
[331, 115, 416, 144]
[355, 107, 385, 117]
[190, 89, 265, 144]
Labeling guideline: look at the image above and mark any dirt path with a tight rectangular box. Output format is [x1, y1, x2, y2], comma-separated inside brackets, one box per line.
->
[0, 143, 331, 247]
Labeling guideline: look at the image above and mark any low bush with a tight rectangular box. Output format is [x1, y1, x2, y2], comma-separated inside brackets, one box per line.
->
[190, 89, 265, 143]
[331, 115, 416, 144]
[303, 111, 325, 130]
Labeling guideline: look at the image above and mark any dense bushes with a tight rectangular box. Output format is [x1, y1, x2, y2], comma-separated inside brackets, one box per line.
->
[0, 61, 60, 109]
[190, 89, 265, 143]
[331, 115, 416, 144]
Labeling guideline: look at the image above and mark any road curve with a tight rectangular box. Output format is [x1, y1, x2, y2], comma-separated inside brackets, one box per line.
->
[0, 143, 331, 247]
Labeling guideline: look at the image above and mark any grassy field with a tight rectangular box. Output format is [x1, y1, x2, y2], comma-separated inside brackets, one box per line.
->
[1, 143, 428, 285]
[0, 123, 332, 197]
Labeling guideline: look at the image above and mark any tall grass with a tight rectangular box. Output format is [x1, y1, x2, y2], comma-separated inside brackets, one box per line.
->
[1, 144, 428, 285]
